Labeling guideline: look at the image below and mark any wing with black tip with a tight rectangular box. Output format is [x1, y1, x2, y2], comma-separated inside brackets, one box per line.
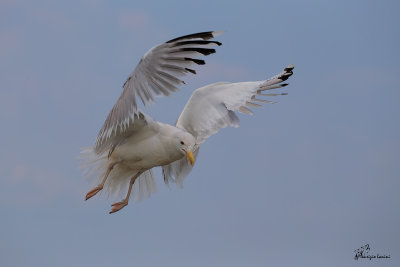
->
[94, 31, 222, 153]
[176, 65, 295, 144]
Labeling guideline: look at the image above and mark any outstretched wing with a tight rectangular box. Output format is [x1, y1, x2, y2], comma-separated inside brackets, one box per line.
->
[162, 65, 294, 187]
[176, 64, 295, 144]
[94, 31, 223, 154]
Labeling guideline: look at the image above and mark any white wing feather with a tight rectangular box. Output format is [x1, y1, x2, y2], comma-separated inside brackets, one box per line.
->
[176, 64, 295, 143]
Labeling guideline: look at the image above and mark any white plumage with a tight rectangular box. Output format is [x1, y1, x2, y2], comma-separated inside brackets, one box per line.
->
[81, 31, 294, 213]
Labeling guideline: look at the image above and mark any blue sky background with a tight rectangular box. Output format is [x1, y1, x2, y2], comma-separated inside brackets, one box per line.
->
[1, 0, 399, 266]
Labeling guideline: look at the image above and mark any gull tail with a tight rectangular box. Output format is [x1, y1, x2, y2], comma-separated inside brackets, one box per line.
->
[79, 147, 156, 202]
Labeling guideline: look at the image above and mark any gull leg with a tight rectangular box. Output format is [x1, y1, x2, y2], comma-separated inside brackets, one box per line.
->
[109, 171, 143, 214]
[85, 164, 115, 200]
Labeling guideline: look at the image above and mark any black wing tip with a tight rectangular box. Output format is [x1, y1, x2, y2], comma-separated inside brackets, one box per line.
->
[172, 40, 222, 47]
[281, 65, 294, 81]
[280, 73, 292, 81]
[284, 64, 295, 72]
[185, 68, 196, 74]
[179, 47, 216, 56]
[184, 57, 205, 65]
[166, 31, 219, 43]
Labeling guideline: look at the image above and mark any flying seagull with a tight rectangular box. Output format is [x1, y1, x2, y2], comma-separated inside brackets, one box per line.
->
[81, 31, 294, 214]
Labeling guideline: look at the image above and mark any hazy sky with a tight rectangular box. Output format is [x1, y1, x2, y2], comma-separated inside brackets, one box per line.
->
[1, 1, 399, 266]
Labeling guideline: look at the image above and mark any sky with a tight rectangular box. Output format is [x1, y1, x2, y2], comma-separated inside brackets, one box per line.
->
[1, 0, 399, 266]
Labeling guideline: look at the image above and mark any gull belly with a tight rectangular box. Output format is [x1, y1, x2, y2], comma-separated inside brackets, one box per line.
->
[109, 124, 184, 170]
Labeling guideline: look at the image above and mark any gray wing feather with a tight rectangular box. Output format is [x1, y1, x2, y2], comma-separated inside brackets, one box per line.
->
[95, 112, 155, 155]
[94, 31, 222, 154]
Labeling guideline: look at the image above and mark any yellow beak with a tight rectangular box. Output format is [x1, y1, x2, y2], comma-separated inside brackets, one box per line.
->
[186, 150, 195, 166]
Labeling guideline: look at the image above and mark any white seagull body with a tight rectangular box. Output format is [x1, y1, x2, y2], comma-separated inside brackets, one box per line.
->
[81, 31, 294, 213]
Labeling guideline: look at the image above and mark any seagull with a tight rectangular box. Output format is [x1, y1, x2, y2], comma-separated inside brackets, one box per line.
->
[81, 31, 294, 214]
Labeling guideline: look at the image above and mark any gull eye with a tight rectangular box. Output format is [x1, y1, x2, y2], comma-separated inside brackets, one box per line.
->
[180, 141, 185, 145]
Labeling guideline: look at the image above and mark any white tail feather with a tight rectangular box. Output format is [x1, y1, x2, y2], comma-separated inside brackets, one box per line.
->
[79, 147, 156, 202]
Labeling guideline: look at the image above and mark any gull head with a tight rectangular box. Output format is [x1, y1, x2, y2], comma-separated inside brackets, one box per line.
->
[175, 131, 196, 166]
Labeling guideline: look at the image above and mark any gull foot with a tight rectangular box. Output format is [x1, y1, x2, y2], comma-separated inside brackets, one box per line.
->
[85, 185, 103, 200]
[109, 200, 128, 214]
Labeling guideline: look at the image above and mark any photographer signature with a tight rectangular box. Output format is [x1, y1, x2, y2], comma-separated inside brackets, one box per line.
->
[354, 244, 390, 260]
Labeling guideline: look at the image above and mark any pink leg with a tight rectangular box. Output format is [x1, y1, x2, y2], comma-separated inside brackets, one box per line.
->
[85, 164, 114, 200]
[109, 171, 142, 214]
